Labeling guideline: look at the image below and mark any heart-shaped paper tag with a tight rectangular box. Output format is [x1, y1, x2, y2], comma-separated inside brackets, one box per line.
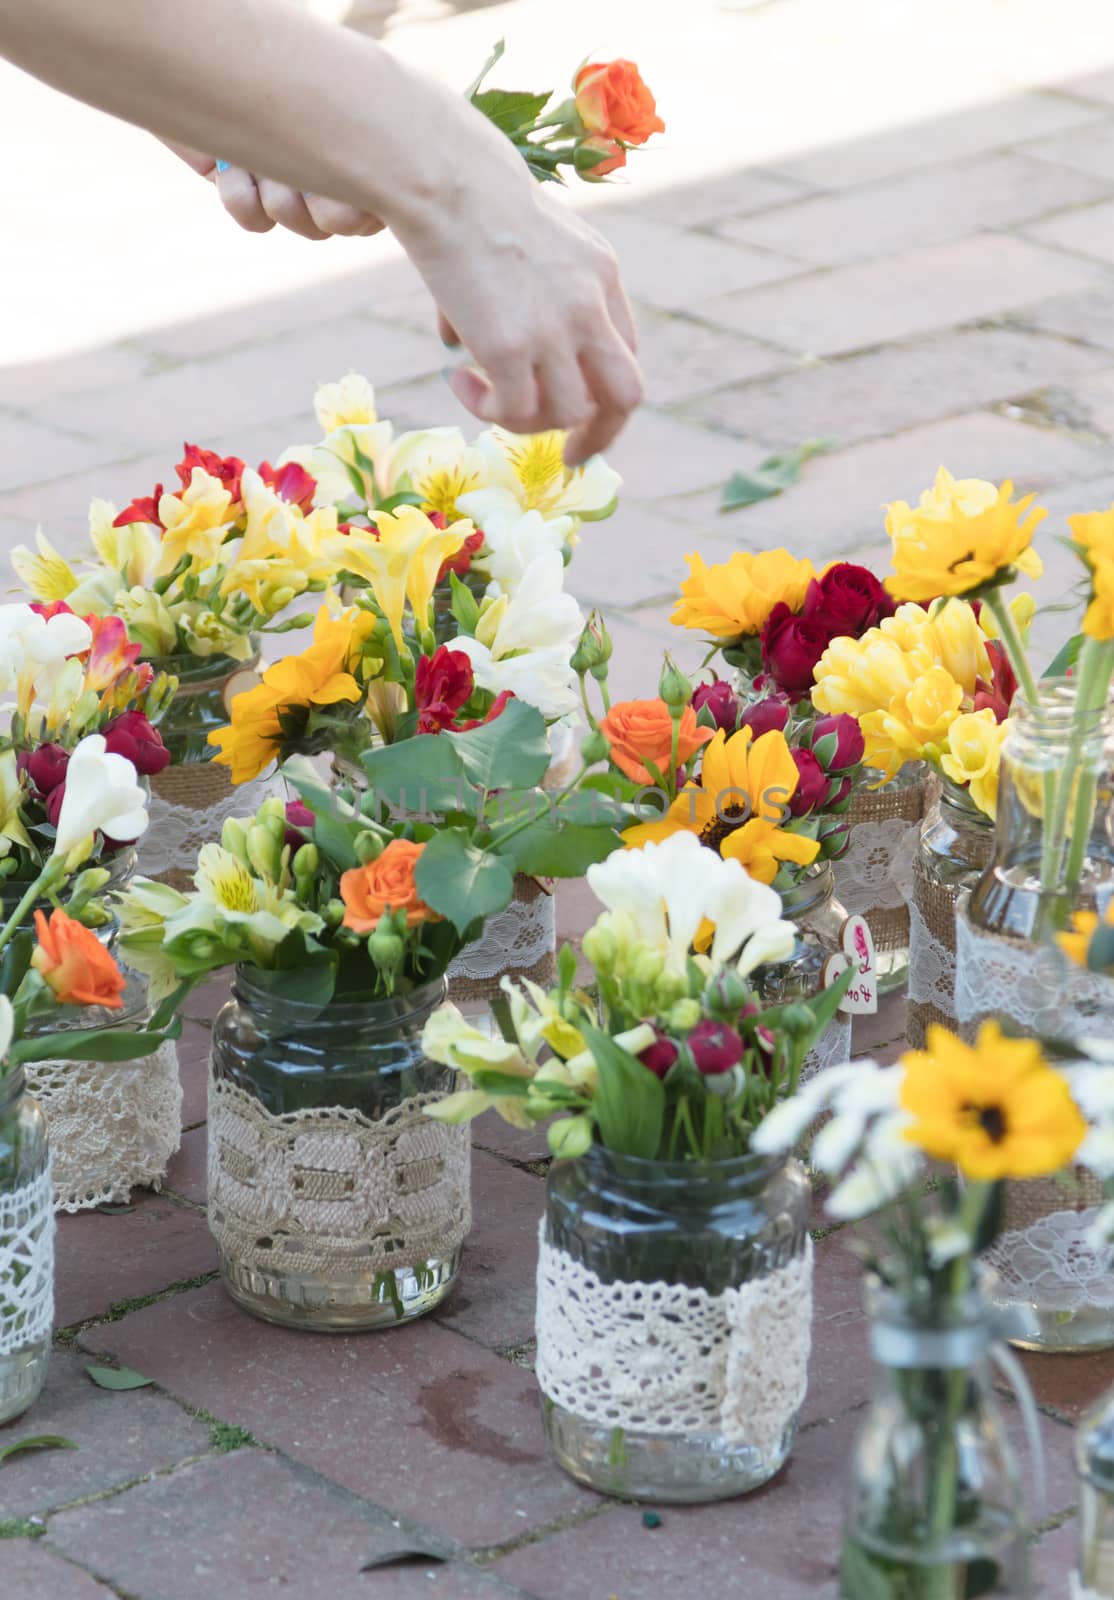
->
[822, 915, 877, 1016]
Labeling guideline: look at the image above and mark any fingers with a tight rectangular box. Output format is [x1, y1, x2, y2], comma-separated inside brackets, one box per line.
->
[256, 179, 330, 241]
[438, 310, 462, 348]
[215, 167, 276, 234]
[303, 193, 385, 238]
[564, 335, 644, 466]
[450, 358, 540, 434]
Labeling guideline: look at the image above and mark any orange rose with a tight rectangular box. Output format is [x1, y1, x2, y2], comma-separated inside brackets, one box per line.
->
[576, 136, 627, 181]
[600, 699, 713, 785]
[340, 840, 441, 932]
[31, 908, 127, 1010]
[574, 60, 665, 147]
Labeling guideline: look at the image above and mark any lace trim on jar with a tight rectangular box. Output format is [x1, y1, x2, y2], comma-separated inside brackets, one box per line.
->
[908, 901, 958, 1018]
[801, 1016, 852, 1084]
[984, 1209, 1114, 1316]
[955, 897, 1114, 1038]
[26, 1044, 182, 1213]
[0, 1166, 54, 1356]
[139, 770, 276, 888]
[447, 875, 557, 1001]
[207, 1077, 472, 1277]
[535, 1226, 812, 1458]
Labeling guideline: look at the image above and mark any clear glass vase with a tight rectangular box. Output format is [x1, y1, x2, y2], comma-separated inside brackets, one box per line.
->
[0, 1069, 53, 1425]
[209, 972, 470, 1331]
[148, 649, 258, 765]
[537, 1145, 813, 1502]
[837, 763, 927, 996]
[841, 1280, 1030, 1599]
[1075, 1384, 1114, 1596]
[753, 862, 854, 1078]
[908, 778, 995, 1050]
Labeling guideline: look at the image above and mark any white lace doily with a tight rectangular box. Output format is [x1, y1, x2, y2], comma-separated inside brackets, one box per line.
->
[955, 898, 1114, 1037]
[907, 900, 957, 1017]
[0, 1166, 54, 1355]
[208, 1077, 471, 1275]
[834, 817, 922, 916]
[1072, 1576, 1104, 1599]
[137, 771, 276, 881]
[447, 884, 556, 982]
[27, 1043, 182, 1213]
[985, 1209, 1114, 1314]
[801, 1016, 853, 1084]
[535, 1229, 812, 1456]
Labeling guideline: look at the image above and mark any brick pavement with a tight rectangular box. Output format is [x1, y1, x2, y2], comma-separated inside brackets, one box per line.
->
[5, 0, 1114, 1591]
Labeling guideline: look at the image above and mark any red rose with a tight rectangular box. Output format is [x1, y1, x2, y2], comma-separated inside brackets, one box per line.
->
[760, 603, 832, 696]
[102, 711, 171, 776]
[415, 646, 475, 733]
[458, 689, 514, 731]
[114, 485, 164, 529]
[259, 459, 316, 512]
[176, 443, 246, 504]
[639, 1028, 679, 1079]
[812, 713, 865, 773]
[973, 640, 1016, 723]
[24, 743, 69, 796]
[802, 564, 895, 638]
[688, 1021, 744, 1076]
[737, 695, 791, 738]
[284, 799, 316, 850]
[788, 748, 830, 817]
[44, 782, 66, 829]
[691, 678, 740, 732]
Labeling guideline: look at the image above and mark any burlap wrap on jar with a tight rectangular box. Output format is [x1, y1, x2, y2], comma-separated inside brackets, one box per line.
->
[835, 768, 927, 967]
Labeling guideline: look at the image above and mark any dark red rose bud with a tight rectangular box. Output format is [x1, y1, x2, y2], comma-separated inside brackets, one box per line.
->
[737, 695, 791, 738]
[760, 603, 832, 697]
[691, 677, 740, 733]
[25, 742, 69, 796]
[284, 799, 316, 850]
[639, 1028, 679, 1079]
[45, 782, 66, 829]
[102, 711, 171, 776]
[802, 563, 895, 637]
[811, 712, 865, 772]
[789, 748, 829, 817]
[688, 1020, 744, 1076]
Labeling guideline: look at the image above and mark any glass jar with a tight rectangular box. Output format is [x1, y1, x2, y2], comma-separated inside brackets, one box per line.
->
[537, 1145, 813, 1502]
[842, 1280, 1030, 1598]
[149, 649, 259, 766]
[0, 843, 136, 949]
[209, 972, 469, 1331]
[836, 763, 927, 996]
[1076, 1384, 1114, 1596]
[753, 863, 854, 1078]
[0, 1068, 53, 1425]
[908, 778, 995, 1050]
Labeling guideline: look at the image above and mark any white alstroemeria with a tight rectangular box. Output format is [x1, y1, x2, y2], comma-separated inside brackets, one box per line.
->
[477, 507, 575, 598]
[543, 717, 582, 792]
[451, 551, 584, 719]
[457, 427, 621, 528]
[313, 373, 379, 434]
[88, 498, 159, 588]
[169, 844, 322, 949]
[383, 427, 486, 518]
[421, 1000, 537, 1128]
[827, 1113, 923, 1222]
[280, 374, 393, 508]
[52, 735, 149, 862]
[0, 750, 30, 856]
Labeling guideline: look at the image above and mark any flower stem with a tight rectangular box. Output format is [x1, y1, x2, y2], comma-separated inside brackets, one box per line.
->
[0, 859, 64, 959]
[1062, 639, 1114, 903]
[983, 590, 1038, 706]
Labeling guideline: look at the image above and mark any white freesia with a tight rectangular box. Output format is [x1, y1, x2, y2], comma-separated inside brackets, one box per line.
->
[543, 718, 582, 792]
[52, 735, 149, 861]
[478, 507, 575, 598]
[457, 427, 621, 528]
[452, 550, 584, 720]
[0, 603, 93, 697]
[735, 919, 798, 976]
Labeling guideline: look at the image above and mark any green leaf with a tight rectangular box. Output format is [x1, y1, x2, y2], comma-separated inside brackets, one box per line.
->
[720, 438, 835, 513]
[246, 955, 337, 1010]
[85, 1365, 153, 1391]
[0, 931, 33, 1000]
[445, 698, 550, 792]
[413, 830, 515, 935]
[450, 572, 480, 635]
[375, 491, 425, 514]
[503, 822, 620, 878]
[11, 1020, 182, 1066]
[0, 1435, 77, 1465]
[838, 1537, 897, 1600]
[467, 1069, 532, 1097]
[464, 37, 505, 100]
[360, 729, 466, 815]
[556, 942, 578, 993]
[473, 88, 552, 138]
[1043, 632, 1084, 679]
[580, 1022, 663, 1160]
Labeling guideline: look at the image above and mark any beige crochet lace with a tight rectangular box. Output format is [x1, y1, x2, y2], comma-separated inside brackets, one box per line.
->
[0, 1166, 54, 1355]
[207, 1077, 471, 1276]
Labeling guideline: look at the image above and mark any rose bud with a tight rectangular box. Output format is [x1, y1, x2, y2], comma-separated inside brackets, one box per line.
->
[818, 817, 852, 861]
[801, 563, 895, 637]
[284, 799, 316, 850]
[639, 1027, 680, 1079]
[737, 695, 791, 738]
[25, 742, 70, 796]
[691, 677, 740, 733]
[45, 782, 66, 829]
[789, 748, 830, 817]
[688, 1020, 744, 1076]
[811, 712, 865, 773]
[102, 711, 171, 776]
[739, 1005, 777, 1058]
[760, 603, 832, 697]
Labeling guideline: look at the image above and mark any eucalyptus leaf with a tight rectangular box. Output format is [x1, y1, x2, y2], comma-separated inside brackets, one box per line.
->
[413, 830, 515, 935]
[580, 1022, 663, 1160]
[721, 438, 835, 512]
[85, 1365, 153, 1391]
[0, 1435, 77, 1465]
[502, 821, 620, 878]
[445, 698, 550, 792]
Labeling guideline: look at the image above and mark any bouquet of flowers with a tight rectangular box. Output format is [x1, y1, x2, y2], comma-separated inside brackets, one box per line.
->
[420, 829, 848, 1159]
[0, 602, 174, 888]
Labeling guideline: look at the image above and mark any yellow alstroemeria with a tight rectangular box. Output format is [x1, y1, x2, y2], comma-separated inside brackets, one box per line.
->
[939, 709, 1009, 820]
[0, 749, 31, 855]
[10, 529, 79, 604]
[385, 428, 485, 521]
[155, 469, 235, 579]
[324, 507, 469, 650]
[88, 498, 159, 587]
[457, 426, 621, 529]
[622, 726, 820, 885]
[672, 549, 819, 640]
[885, 467, 1045, 603]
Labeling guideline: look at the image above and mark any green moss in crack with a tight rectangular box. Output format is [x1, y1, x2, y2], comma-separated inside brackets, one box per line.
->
[0, 1519, 45, 1539]
[208, 1421, 257, 1454]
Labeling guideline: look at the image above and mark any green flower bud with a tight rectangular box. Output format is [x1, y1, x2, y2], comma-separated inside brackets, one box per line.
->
[292, 842, 319, 880]
[368, 913, 405, 986]
[73, 902, 112, 929]
[0, 857, 18, 879]
[570, 614, 612, 675]
[548, 1115, 594, 1160]
[354, 830, 384, 865]
[654, 970, 689, 1009]
[658, 653, 692, 711]
[256, 799, 287, 847]
[632, 947, 664, 987]
[704, 968, 749, 1017]
[221, 818, 252, 865]
[780, 1003, 817, 1040]
[247, 824, 280, 882]
[581, 921, 618, 974]
[579, 728, 609, 765]
[322, 898, 346, 929]
[667, 997, 703, 1032]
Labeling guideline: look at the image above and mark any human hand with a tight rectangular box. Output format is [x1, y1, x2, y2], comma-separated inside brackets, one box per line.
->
[165, 140, 385, 240]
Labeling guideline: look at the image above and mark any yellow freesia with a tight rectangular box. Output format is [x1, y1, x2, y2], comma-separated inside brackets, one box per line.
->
[672, 549, 818, 640]
[313, 373, 379, 432]
[11, 529, 78, 604]
[156, 469, 234, 578]
[0, 750, 31, 855]
[324, 507, 469, 650]
[940, 709, 1008, 820]
[88, 498, 159, 587]
[885, 468, 1045, 603]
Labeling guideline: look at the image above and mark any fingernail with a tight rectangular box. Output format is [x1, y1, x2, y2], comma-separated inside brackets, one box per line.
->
[215, 159, 231, 174]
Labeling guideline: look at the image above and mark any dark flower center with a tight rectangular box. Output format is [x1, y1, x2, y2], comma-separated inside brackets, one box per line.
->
[968, 1103, 1007, 1143]
[700, 804, 750, 854]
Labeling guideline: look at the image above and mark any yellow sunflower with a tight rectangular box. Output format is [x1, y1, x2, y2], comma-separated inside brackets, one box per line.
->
[885, 468, 1045, 604]
[1058, 902, 1114, 971]
[899, 1021, 1086, 1181]
[622, 726, 820, 885]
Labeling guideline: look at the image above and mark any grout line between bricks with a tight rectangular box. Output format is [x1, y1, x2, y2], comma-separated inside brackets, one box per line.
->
[55, 1269, 219, 1343]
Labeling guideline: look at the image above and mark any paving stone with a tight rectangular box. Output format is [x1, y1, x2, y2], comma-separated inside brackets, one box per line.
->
[182, 973, 232, 1029]
[719, 153, 1111, 267]
[852, 993, 909, 1059]
[44, 1449, 530, 1600]
[1016, 284, 1114, 353]
[55, 1193, 216, 1329]
[635, 310, 787, 406]
[0, 1543, 116, 1599]
[434, 1152, 544, 1352]
[622, 168, 810, 229]
[1021, 1344, 1114, 1423]
[164, 1124, 207, 1207]
[596, 214, 805, 312]
[175, 1016, 214, 1131]
[1027, 198, 1114, 266]
[1071, 69, 1114, 109]
[76, 1282, 599, 1547]
[0, 1348, 209, 1519]
[0, 447, 181, 542]
[470, 1112, 553, 1168]
[604, 408, 765, 500]
[683, 325, 1109, 449]
[1047, 367, 1114, 436]
[775, 92, 1105, 191]
[803, 1235, 872, 1426]
[0, 414, 111, 495]
[1032, 1514, 1080, 1597]
[703, 236, 1105, 358]
[1025, 120, 1114, 184]
[0, 342, 158, 410]
[570, 498, 736, 608]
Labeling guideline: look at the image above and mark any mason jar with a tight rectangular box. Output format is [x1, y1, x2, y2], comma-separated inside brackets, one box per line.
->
[537, 1144, 813, 1501]
[209, 973, 470, 1331]
[0, 1068, 53, 1424]
[753, 862, 854, 1079]
[1076, 1383, 1114, 1596]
